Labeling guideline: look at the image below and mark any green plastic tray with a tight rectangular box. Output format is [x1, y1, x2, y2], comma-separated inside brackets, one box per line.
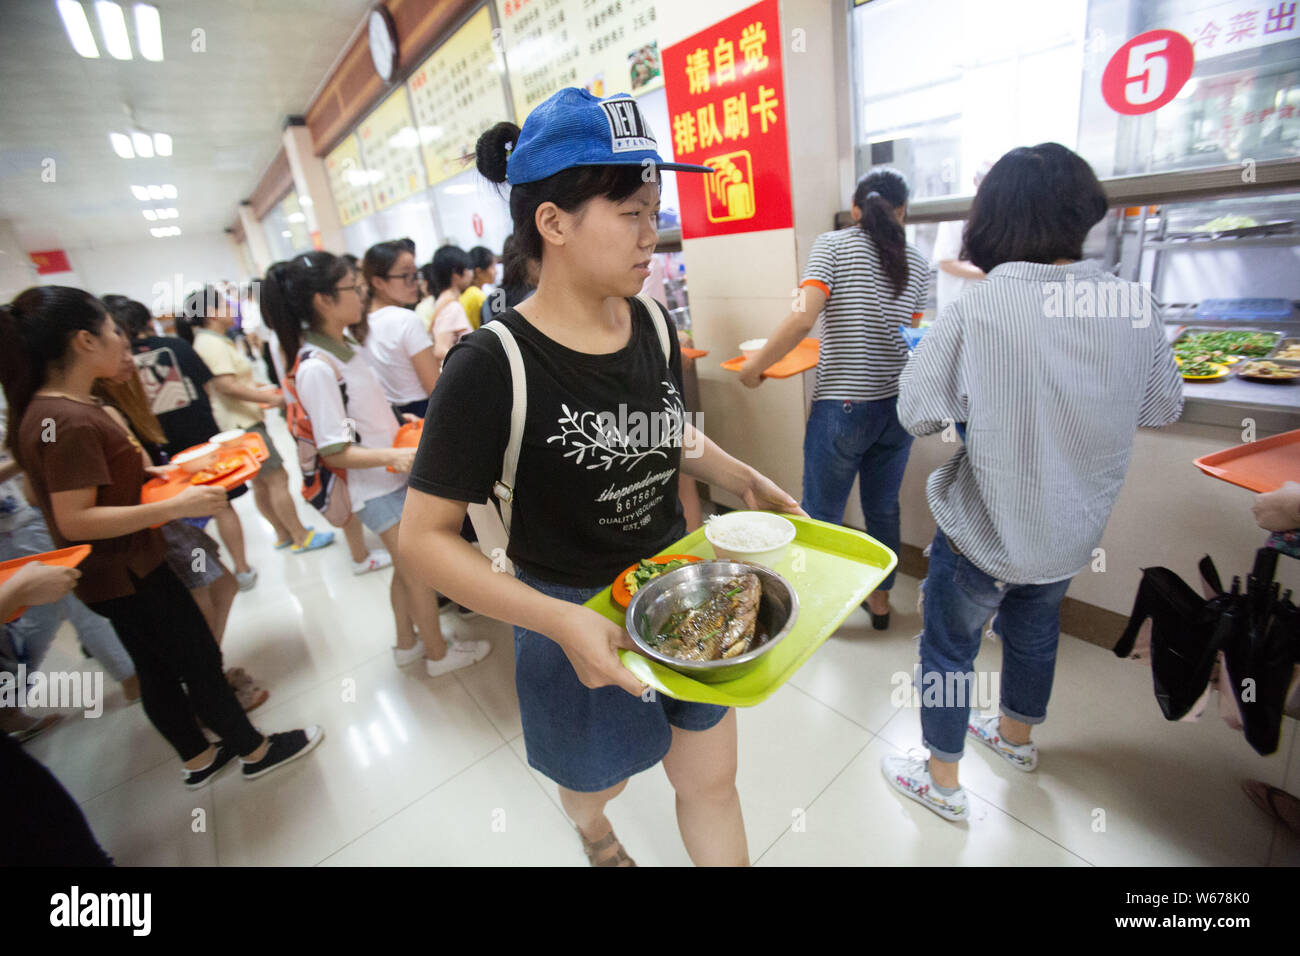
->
[584, 514, 897, 707]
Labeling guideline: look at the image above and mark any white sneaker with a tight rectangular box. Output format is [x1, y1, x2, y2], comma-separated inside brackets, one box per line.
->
[425, 639, 491, 677]
[235, 568, 258, 591]
[967, 713, 1037, 771]
[353, 550, 393, 575]
[393, 642, 426, 667]
[880, 753, 970, 822]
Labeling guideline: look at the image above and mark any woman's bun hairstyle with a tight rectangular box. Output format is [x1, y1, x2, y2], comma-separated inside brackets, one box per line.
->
[476, 122, 520, 185]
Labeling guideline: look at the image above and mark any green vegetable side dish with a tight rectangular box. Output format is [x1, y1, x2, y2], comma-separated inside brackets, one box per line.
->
[1180, 360, 1225, 377]
[1174, 330, 1279, 360]
[624, 558, 694, 597]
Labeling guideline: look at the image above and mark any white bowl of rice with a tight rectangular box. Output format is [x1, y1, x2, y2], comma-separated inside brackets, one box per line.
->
[704, 510, 796, 567]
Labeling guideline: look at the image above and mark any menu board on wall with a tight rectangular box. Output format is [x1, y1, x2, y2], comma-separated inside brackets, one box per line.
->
[407, 6, 511, 186]
[496, 0, 663, 123]
[357, 85, 427, 211]
[324, 133, 375, 226]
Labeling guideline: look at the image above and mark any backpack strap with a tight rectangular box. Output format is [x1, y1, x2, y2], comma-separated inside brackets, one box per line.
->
[635, 292, 673, 364]
[480, 321, 526, 536]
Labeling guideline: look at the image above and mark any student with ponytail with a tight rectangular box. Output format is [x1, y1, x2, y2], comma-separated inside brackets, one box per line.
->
[261, 253, 483, 675]
[399, 89, 802, 867]
[739, 167, 930, 630]
[0, 287, 322, 787]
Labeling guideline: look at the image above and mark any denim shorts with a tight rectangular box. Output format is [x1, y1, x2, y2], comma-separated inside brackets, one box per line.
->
[514, 568, 729, 793]
[357, 486, 406, 535]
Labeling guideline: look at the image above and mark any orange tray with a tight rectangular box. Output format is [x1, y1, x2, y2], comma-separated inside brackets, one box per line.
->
[1, 545, 92, 622]
[681, 347, 710, 360]
[721, 338, 820, 379]
[141, 449, 261, 521]
[610, 554, 704, 608]
[388, 419, 424, 472]
[225, 431, 269, 462]
[1193, 428, 1300, 493]
[175, 432, 269, 465]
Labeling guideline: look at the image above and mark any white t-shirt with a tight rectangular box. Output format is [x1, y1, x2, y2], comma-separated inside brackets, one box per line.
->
[362, 306, 435, 405]
[293, 333, 406, 512]
[933, 219, 981, 318]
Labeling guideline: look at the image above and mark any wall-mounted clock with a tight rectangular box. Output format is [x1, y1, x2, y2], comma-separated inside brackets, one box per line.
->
[369, 4, 399, 84]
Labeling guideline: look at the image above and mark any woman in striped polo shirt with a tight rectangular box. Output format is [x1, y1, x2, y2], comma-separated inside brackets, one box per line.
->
[740, 168, 929, 629]
[883, 143, 1183, 822]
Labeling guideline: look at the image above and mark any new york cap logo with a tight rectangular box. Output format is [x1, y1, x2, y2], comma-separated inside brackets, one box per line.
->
[599, 97, 657, 154]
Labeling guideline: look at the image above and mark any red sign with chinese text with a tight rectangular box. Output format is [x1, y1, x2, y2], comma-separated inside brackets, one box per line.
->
[29, 249, 72, 274]
[663, 0, 792, 239]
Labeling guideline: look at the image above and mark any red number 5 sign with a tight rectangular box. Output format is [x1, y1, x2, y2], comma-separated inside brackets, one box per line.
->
[1102, 29, 1195, 116]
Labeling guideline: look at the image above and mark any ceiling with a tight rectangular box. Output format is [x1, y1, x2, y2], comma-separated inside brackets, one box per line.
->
[0, 0, 373, 251]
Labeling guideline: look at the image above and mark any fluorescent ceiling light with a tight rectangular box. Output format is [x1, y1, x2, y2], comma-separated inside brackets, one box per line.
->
[150, 227, 164, 237]
[153, 132, 172, 156]
[161, 183, 177, 199]
[287, 212, 306, 223]
[130, 184, 150, 200]
[147, 184, 163, 199]
[57, 1, 100, 57]
[131, 131, 154, 157]
[95, 2, 132, 60]
[133, 3, 163, 61]
[142, 209, 157, 220]
[281, 230, 292, 238]
[110, 133, 134, 158]
[299, 196, 313, 207]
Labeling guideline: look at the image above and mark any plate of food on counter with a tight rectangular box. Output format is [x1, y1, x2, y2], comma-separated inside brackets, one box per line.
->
[1274, 339, 1300, 361]
[611, 554, 703, 608]
[1233, 359, 1300, 384]
[1172, 328, 1283, 365]
[1177, 358, 1232, 381]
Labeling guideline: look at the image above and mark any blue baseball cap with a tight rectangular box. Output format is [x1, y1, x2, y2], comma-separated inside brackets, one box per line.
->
[506, 88, 712, 185]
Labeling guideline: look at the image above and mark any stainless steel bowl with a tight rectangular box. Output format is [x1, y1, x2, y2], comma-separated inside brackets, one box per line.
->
[624, 560, 798, 683]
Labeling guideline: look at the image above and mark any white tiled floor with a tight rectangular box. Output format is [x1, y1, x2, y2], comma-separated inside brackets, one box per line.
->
[16, 418, 1300, 866]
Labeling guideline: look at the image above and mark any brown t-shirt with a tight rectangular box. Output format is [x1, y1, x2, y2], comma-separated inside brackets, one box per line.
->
[17, 395, 165, 604]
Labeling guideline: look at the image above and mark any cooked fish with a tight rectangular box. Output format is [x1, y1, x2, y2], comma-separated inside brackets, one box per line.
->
[654, 574, 761, 661]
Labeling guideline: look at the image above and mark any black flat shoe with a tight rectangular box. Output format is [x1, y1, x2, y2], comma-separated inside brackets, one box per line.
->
[861, 599, 890, 631]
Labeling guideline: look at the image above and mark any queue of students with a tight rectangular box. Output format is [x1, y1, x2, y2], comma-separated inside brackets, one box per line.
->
[6, 84, 1270, 865]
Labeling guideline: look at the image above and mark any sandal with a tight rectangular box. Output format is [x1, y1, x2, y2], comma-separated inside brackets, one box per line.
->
[1242, 780, 1300, 836]
[225, 668, 269, 712]
[579, 827, 636, 867]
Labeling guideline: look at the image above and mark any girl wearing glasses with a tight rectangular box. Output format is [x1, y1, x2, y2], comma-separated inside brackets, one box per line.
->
[262, 255, 488, 677]
[361, 241, 442, 421]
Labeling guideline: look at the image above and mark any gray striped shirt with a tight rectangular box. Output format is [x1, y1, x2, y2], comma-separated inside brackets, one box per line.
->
[897, 260, 1184, 584]
[802, 227, 931, 401]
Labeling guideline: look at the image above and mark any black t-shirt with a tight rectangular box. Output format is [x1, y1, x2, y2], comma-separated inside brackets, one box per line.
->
[131, 335, 220, 454]
[410, 297, 687, 587]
